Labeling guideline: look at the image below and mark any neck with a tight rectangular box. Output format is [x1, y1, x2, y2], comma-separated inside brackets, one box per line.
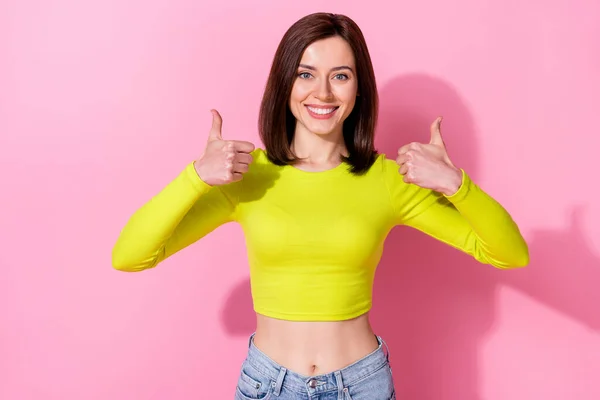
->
[291, 124, 347, 166]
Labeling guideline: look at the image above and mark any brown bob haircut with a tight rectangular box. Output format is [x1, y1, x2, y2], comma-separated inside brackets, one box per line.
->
[258, 12, 379, 175]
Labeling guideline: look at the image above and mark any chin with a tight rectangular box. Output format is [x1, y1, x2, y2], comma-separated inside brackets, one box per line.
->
[300, 112, 346, 136]
[303, 122, 341, 137]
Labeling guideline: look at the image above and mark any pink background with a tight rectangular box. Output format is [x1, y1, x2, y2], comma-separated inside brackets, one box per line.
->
[2, 0, 599, 399]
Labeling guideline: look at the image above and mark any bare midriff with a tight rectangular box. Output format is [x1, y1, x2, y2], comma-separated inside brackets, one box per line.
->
[253, 312, 380, 376]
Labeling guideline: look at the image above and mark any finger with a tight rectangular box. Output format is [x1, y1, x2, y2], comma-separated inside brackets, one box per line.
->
[398, 142, 420, 155]
[397, 144, 412, 155]
[234, 152, 254, 165]
[429, 116, 444, 146]
[398, 163, 409, 175]
[222, 170, 243, 183]
[208, 109, 223, 142]
[229, 140, 255, 154]
[232, 162, 249, 174]
[230, 172, 244, 182]
[396, 153, 410, 165]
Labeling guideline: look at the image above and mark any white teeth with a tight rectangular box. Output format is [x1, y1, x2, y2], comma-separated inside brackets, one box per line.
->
[307, 106, 336, 115]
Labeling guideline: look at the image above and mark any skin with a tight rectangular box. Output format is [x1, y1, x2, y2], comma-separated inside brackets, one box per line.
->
[287, 36, 357, 171]
[195, 35, 462, 375]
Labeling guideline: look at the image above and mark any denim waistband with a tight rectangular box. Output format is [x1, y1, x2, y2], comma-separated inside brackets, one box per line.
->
[244, 333, 390, 396]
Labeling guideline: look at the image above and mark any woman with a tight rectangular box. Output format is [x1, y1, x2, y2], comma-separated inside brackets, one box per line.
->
[112, 12, 529, 400]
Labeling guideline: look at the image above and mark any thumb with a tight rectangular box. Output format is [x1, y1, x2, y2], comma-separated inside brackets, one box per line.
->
[429, 116, 445, 146]
[208, 109, 223, 142]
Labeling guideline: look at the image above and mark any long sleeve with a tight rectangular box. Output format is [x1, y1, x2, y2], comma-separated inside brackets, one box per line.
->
[383, 159, 529, 269]
[111, 162, 239, 272]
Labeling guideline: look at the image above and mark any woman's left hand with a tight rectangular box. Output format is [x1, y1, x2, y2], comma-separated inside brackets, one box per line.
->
[396, 117, 463, 196]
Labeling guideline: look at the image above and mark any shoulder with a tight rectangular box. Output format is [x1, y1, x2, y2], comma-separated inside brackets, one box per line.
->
[248, 147, 279, 175]
[249, 147, 270, 165]
[368, 153, 400, 179]
[370, 153, 417, 196]
[237, 147, 281, 193]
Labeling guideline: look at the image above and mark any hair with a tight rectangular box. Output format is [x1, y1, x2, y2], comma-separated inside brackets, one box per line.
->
[258, 12, 379, 175]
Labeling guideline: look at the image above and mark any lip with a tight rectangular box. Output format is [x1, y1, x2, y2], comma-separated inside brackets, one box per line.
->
[305, 104, 339, 120]
[305, 104, 339, 108]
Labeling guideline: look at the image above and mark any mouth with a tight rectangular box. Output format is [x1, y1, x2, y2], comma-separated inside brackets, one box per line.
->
[305, 105, 340, 120]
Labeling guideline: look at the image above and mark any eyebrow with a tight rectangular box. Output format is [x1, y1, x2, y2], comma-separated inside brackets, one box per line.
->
[298, 64, 354, 73]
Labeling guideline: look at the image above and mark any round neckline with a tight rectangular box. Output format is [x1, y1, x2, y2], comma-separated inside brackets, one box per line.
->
[284, 160, 349, 177]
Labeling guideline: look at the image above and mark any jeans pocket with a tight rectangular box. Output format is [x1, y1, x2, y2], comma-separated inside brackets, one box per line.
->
[235, 361, 273, 400]
[343, 363, 395, 400]
[343, 388, 395, 400]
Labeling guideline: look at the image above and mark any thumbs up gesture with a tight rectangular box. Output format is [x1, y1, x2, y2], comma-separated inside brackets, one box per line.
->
[194, 109, 255, 186]
[395, 117, 463, 196]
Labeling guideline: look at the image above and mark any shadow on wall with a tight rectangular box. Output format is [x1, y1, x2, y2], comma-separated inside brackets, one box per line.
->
[220, 74, 600, 400]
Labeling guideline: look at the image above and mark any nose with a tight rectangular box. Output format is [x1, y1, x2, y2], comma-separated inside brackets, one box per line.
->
[314, 78, 334, 102]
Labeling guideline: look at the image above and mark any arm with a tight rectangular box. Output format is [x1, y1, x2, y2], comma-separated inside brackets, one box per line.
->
[387, 163, 529, 269]
[388, 117, 528, 268]
[111, 162, 238, 272]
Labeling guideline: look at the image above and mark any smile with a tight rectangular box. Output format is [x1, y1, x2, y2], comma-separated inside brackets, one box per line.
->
[305, 105, 339, 119]
[306, 106, 337, 115]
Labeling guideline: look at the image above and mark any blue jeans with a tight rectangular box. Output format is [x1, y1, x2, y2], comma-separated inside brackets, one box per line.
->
[235, 333, 396, 400]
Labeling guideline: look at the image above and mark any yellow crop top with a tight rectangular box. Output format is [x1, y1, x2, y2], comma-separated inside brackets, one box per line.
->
[112, 148, 529, 321]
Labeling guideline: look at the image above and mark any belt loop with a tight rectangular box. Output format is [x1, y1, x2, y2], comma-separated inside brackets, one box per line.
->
[334, 370, 344, 400]
[379, 336, 390, 362]
[273, 366, 286, 396]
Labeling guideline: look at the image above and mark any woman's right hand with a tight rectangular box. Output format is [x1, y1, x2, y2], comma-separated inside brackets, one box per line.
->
[194, 109, 255, 186]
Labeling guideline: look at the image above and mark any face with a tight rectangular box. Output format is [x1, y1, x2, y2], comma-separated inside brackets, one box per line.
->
[289, 36, 359, 137]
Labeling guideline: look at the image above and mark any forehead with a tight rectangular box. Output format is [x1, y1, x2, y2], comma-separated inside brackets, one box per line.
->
[299, 36, 355, 68]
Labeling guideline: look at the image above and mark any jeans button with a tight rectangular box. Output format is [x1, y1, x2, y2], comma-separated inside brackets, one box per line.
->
[308, 379, 318, 388]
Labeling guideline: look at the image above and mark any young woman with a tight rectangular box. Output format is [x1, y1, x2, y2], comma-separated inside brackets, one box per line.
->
[112, 12, 529, 400]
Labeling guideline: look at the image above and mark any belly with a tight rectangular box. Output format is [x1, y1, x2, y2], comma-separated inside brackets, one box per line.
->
[252, 312, 380, 376]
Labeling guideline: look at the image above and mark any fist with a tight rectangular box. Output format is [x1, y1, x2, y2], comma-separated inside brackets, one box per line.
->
[194, 109, 255, 186]
[396, 117, 462, 196]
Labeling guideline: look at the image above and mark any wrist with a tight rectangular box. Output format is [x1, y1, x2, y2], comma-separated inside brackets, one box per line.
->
[441, 167, 463, 196]
[193, 159, 209, 184]
[193, 159, 201, 176]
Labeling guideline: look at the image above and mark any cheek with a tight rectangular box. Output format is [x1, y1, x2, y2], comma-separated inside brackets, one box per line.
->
[290, 81, 311, 103]
[289, 86, 307, 120]
[335, 84, 358, 105]
[337, 89, 357, 117]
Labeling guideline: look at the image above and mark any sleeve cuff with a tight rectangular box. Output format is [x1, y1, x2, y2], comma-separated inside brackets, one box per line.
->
[443, 169, 472, 203]
[184, 161, 214, 195]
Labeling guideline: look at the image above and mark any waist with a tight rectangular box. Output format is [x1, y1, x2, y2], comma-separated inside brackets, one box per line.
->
[249, 267, 377, 321]
[245, 330, 390, 394]
[253, 312, 379, 375]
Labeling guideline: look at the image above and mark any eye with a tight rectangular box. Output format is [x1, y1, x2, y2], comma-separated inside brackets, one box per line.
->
[298, 72, 312, 79]
[333, 73, 349, 80]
